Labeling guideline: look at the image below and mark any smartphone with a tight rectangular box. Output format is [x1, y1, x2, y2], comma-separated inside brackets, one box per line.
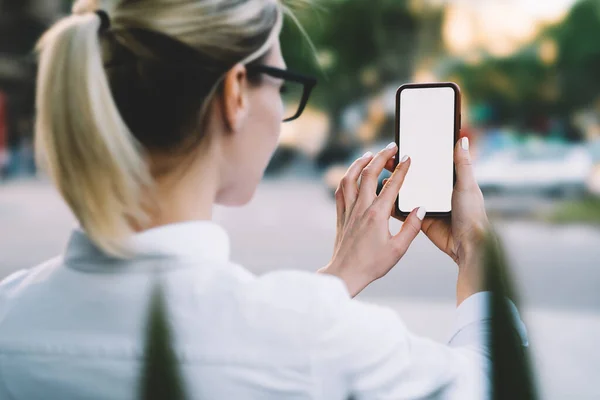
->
[394, 82, 461, 217]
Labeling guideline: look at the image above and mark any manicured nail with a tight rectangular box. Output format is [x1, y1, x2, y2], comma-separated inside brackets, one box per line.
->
[400, 155, 409, 163]
[362, 151, 373, 159]
[386, 142, 397, 150]
[416, 207, 427, 220]
[461, 137, 469, 151]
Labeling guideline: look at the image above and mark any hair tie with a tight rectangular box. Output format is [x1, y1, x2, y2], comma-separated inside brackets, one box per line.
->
[95, 10, 111, 32]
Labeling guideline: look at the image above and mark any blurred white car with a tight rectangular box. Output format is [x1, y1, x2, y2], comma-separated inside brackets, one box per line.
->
[587, 140, 600, 196]
[474, 143, 593, 198]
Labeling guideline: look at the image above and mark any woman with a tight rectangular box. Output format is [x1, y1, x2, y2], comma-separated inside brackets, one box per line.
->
[0, 0, 527, 399]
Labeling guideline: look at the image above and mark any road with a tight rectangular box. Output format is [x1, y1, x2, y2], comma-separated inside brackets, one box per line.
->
[1, 177, 599, 399]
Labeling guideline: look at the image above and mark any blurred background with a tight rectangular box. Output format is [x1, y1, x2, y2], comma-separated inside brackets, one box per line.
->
[1, 0, 599, 398]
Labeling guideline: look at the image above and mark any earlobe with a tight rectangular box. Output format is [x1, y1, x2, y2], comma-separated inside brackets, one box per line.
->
[221, 64, 249, 133]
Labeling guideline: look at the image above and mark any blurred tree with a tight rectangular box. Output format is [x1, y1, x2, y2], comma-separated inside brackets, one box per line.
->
[280, 0, 420, 140]
[449, 0, 600, 138]
[0, 0, 46, 153]
[451, 50, 556, 128]
[0, 0, 45, 57]
[553, 0, 600, 115]
[411, 1, 446, 74]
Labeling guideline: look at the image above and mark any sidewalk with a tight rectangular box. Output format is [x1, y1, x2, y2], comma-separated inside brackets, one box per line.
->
[0, 178, 76, 273]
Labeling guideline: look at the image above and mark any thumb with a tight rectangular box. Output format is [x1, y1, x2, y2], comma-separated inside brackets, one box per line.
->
[391, 207, 426, 257]
[455, 137, 477, 191]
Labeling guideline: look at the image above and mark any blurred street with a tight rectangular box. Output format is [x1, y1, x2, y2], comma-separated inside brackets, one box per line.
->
[1, 176, 599, 400]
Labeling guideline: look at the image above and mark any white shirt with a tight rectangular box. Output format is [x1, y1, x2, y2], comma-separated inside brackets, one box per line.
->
[0, 221, 527, 400]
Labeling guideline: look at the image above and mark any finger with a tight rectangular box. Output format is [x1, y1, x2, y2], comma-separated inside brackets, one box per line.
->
[383, 176, 406, 222]
[384, 156, 397, 172]
[393, 212, 406, 222]
[340, 151, 375, 207]
[390, 207, 426, 258]
[381, 180, 406, 221]
[378, 155, 410, 206]
[421, 216, 452, 252]
[358, 142, 398, 204]
[334, 183, 345, 233]
[455, 137, 477, 192]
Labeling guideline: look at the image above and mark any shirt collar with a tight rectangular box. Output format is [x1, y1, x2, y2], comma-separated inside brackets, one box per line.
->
[64, 220, 231, 268]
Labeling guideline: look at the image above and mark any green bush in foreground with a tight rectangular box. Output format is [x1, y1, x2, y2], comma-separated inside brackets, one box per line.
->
[139, 284, 187, 400]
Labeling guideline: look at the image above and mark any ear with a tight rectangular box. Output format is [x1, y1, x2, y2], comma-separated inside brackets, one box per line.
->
[220, 63, 249, 133]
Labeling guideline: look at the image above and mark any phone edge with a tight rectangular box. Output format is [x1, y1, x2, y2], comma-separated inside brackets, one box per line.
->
[394, 82, 462, 218]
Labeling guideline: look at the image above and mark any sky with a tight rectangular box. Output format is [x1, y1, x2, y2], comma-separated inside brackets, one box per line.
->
[520, 0, 578, 21]
[443, 0, 580, 57]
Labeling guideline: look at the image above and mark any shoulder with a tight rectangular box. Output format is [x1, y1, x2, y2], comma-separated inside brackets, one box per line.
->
[0, 256, 63, 298]
[242, 269, 351, 315]
[243, 269, 406, 336]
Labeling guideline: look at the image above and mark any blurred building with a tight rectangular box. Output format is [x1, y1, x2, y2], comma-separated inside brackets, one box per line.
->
[0, 0, 62, 178]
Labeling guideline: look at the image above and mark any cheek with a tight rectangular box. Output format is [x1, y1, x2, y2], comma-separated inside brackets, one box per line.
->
[260, 90, 283, 143]
[238, 93, 280, 172]
[243, 88, 283, 161]
[267, 89, 284, 127]
[217, 91, 282, 206]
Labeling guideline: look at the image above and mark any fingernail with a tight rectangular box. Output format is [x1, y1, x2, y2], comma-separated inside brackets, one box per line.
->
[416, 207, 427, 220]
[461, 137, 469, 151]
[386, 142, 397, 150]
[362, 151, 373, 159]
[400, 155, 409, 163]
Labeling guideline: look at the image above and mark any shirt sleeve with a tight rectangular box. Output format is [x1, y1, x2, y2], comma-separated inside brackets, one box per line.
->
[312, 283, 528, 400]
[448, 291, 528, 348]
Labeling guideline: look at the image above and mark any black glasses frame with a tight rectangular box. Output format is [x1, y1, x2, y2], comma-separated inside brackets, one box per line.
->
[246, 65, 317, 122]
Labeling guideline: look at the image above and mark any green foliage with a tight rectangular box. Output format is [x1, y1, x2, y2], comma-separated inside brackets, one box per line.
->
[453, 53, 555, 124]
[280, 0, 420, 127]
[139, 284, 187, 400]
[554, 0, 600, 113]
[451, 0, 600, 124]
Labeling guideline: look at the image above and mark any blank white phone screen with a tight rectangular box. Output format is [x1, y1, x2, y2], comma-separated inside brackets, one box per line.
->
[398, 87, 455, 213]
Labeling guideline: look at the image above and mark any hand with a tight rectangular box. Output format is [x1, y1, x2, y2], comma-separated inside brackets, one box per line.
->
[320, 143, 426, 297]
[383, 137, 489, 304]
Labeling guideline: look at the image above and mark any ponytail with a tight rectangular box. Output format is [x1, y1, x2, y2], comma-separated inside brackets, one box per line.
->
[35, 8, 152, 257]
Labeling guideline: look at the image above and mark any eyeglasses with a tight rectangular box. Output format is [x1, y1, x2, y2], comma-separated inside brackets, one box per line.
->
[246, 65, 317, 122]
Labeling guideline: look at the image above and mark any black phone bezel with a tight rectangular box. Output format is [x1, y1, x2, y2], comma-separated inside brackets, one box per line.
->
[394, 82, 461, 218]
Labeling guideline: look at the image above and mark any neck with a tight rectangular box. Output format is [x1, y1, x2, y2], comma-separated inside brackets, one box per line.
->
[141, 153, 219, 231]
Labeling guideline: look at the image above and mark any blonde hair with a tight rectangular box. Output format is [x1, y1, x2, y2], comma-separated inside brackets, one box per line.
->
[35, 0, 289, 257]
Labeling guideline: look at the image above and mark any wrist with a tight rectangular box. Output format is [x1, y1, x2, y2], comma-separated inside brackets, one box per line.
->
[456, 272, 484, 306]
[318, 262, 368, 298]
[458, 242, 482, 270]
[316, 265, 328, 274]
[456, 222, 488, 269]
[456, 241, 485, 306]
